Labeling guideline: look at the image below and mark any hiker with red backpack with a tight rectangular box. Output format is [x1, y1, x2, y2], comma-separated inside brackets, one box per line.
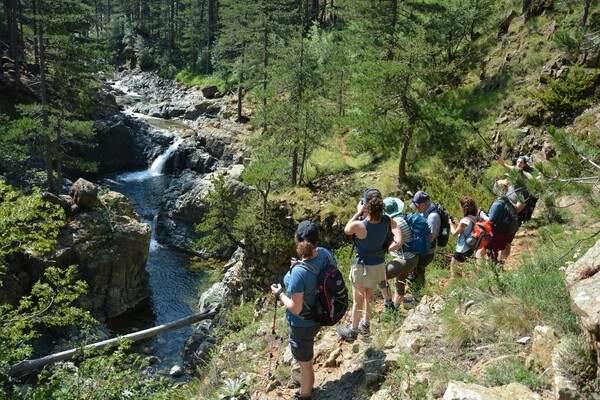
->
[337, 188, 401, 342]
[449, 196, 479, 278]
[270, 221, 332, 400]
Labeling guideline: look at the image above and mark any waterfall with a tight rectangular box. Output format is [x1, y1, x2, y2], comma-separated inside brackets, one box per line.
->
[149, 215, 160, 251]
[118, 138, 184, 182]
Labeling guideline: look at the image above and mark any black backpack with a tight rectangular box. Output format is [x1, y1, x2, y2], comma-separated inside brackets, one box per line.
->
[294, 248, 349, 326]
[492, 197, 519, 241]
[431, 203, 451, 247]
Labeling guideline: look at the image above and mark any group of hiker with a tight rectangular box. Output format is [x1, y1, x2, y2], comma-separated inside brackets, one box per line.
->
[270, 154, 537, 400]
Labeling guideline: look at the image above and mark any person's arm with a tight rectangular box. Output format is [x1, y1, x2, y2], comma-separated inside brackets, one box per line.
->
[271, 285, 304, 315]
[450, 217, 468, 237]
[388, 220, 403, 252]
[496, 155, 513, 171]
[344, 201, 366, 236]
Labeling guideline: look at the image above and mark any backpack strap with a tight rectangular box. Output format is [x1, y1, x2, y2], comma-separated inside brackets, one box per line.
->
[356, 215, 390, 260]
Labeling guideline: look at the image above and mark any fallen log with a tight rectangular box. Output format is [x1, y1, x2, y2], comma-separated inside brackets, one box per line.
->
[9, 306, 219, 377]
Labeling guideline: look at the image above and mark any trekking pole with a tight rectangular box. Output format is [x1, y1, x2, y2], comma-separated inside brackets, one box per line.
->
[436, 251, 454, 259]
[271, 293, 277, 335]
[469, 122, 500, 158]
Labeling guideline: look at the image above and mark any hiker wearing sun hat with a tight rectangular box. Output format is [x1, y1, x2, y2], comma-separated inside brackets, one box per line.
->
[378, 197, 420, 312]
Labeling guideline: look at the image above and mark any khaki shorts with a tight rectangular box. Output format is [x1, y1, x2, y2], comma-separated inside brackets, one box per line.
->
[349, 258, 386, 288]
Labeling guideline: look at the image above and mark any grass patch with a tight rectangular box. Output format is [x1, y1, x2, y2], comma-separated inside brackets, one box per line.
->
[555, 334, 600, 395]
[483, 357, 550, 391]
[175, 68, 227, 92]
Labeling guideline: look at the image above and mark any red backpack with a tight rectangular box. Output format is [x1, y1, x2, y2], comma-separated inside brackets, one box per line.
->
[465, 217, 493, 250]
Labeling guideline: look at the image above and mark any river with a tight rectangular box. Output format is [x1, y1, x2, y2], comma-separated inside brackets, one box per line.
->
[102, 82, 213, 372]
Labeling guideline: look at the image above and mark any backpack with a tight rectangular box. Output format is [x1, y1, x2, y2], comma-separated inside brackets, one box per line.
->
[402, 213, 432, 254]
[431, 203, 451, 247]
[294, 248, 349, 326]
[491, 197, 519, 241]
[464, 217, 493, 250]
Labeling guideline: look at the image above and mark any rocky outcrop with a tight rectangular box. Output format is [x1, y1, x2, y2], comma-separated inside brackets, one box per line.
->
[182, 247, 246, 368]
[53, 190, 150, 320]
[69, 178, 99, 210]
[443, 381, 541, 399]
[562, 238, 600, 391]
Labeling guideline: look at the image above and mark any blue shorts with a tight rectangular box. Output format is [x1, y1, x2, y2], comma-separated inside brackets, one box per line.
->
[289, 324, 320, 362]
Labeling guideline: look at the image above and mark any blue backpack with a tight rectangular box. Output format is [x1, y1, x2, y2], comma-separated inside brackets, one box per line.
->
[402, 213, 432, 254]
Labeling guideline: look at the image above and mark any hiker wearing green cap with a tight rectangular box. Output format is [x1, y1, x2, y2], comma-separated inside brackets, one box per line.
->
[378, 197, 419, 313]
[338, 189, 401, 342]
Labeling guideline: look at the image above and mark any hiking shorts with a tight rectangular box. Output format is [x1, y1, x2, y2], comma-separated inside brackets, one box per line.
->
[288, 324, 320, 362]
[453, 249, 474, 263]
[349, 258, 386, 288]
[378, 256, 419, 295]
[485, 226, 508, 261]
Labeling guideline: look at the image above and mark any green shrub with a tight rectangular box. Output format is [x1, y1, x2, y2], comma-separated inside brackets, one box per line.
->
[555, 334, 600, 395]
[534, 65, 597, 122]
[483, 357, 550, 391]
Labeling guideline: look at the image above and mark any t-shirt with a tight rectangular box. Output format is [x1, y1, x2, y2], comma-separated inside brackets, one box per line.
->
[356, 218, 389, 265]
[391, 215, 417, 260]
[283, 249, 329, 327]
[423, 204, 441, 255]
[456, 215, 476, 253]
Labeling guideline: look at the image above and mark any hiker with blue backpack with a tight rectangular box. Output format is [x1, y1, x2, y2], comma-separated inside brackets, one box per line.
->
[409, 191, 442, 294]
[378, 197, 423, 313]
[270, 220, 333, 400]
[449, 196, 479, 278]
[337, 188, 401, 342]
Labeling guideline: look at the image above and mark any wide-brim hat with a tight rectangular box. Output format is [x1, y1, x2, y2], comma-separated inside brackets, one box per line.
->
[384, 197, 404, 217]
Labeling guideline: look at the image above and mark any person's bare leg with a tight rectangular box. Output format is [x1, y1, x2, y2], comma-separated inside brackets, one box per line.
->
[364, 287, 374, 322]
[298, 360, 314, 397]
[351, 283, 365, 328]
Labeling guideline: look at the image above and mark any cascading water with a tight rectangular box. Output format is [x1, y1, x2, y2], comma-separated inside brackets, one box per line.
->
[103, 78, 214, 373]
[118, 138, 184, 182]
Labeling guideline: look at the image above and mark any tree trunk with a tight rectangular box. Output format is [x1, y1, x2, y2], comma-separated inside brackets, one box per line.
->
[8, 0, 21, 86]
[9, 307, 219, 377]
[262, 9, 269, 133]
[398, 118, 415, 185]
[237, 71, 244, 121]
[291, 148, 298, 186]
[580, 0, 591, 27]
[205, 0, 215, 74]
[37, 1, 54, 193]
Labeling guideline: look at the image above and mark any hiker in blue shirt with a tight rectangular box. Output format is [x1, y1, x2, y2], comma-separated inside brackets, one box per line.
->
[338, 188, 400, 342]
[271, 221, 328, 400]
[409, 191, 441, 294]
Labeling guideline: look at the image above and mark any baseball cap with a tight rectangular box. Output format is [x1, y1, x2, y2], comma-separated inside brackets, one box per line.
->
[410, 191, 430, 209]
[384, 197, 404, 217]
[296, 220, 319, 243]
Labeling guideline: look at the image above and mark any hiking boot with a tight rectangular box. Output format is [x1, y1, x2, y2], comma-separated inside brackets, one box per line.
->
[294, 390, 313, 400]
[384, 299, 395, 311]
[357, 320, 370, 336]
[337, 325, 358, 342]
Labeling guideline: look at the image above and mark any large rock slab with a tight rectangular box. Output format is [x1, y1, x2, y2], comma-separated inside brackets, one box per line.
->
[564, 239, 600, 377]
[443, 381, 541, 399]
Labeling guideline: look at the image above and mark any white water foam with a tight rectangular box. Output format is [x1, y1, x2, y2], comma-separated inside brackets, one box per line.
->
[149, 215, 160, 251]
[111, 80, 140, 97]
[118, 138, 184, 182]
